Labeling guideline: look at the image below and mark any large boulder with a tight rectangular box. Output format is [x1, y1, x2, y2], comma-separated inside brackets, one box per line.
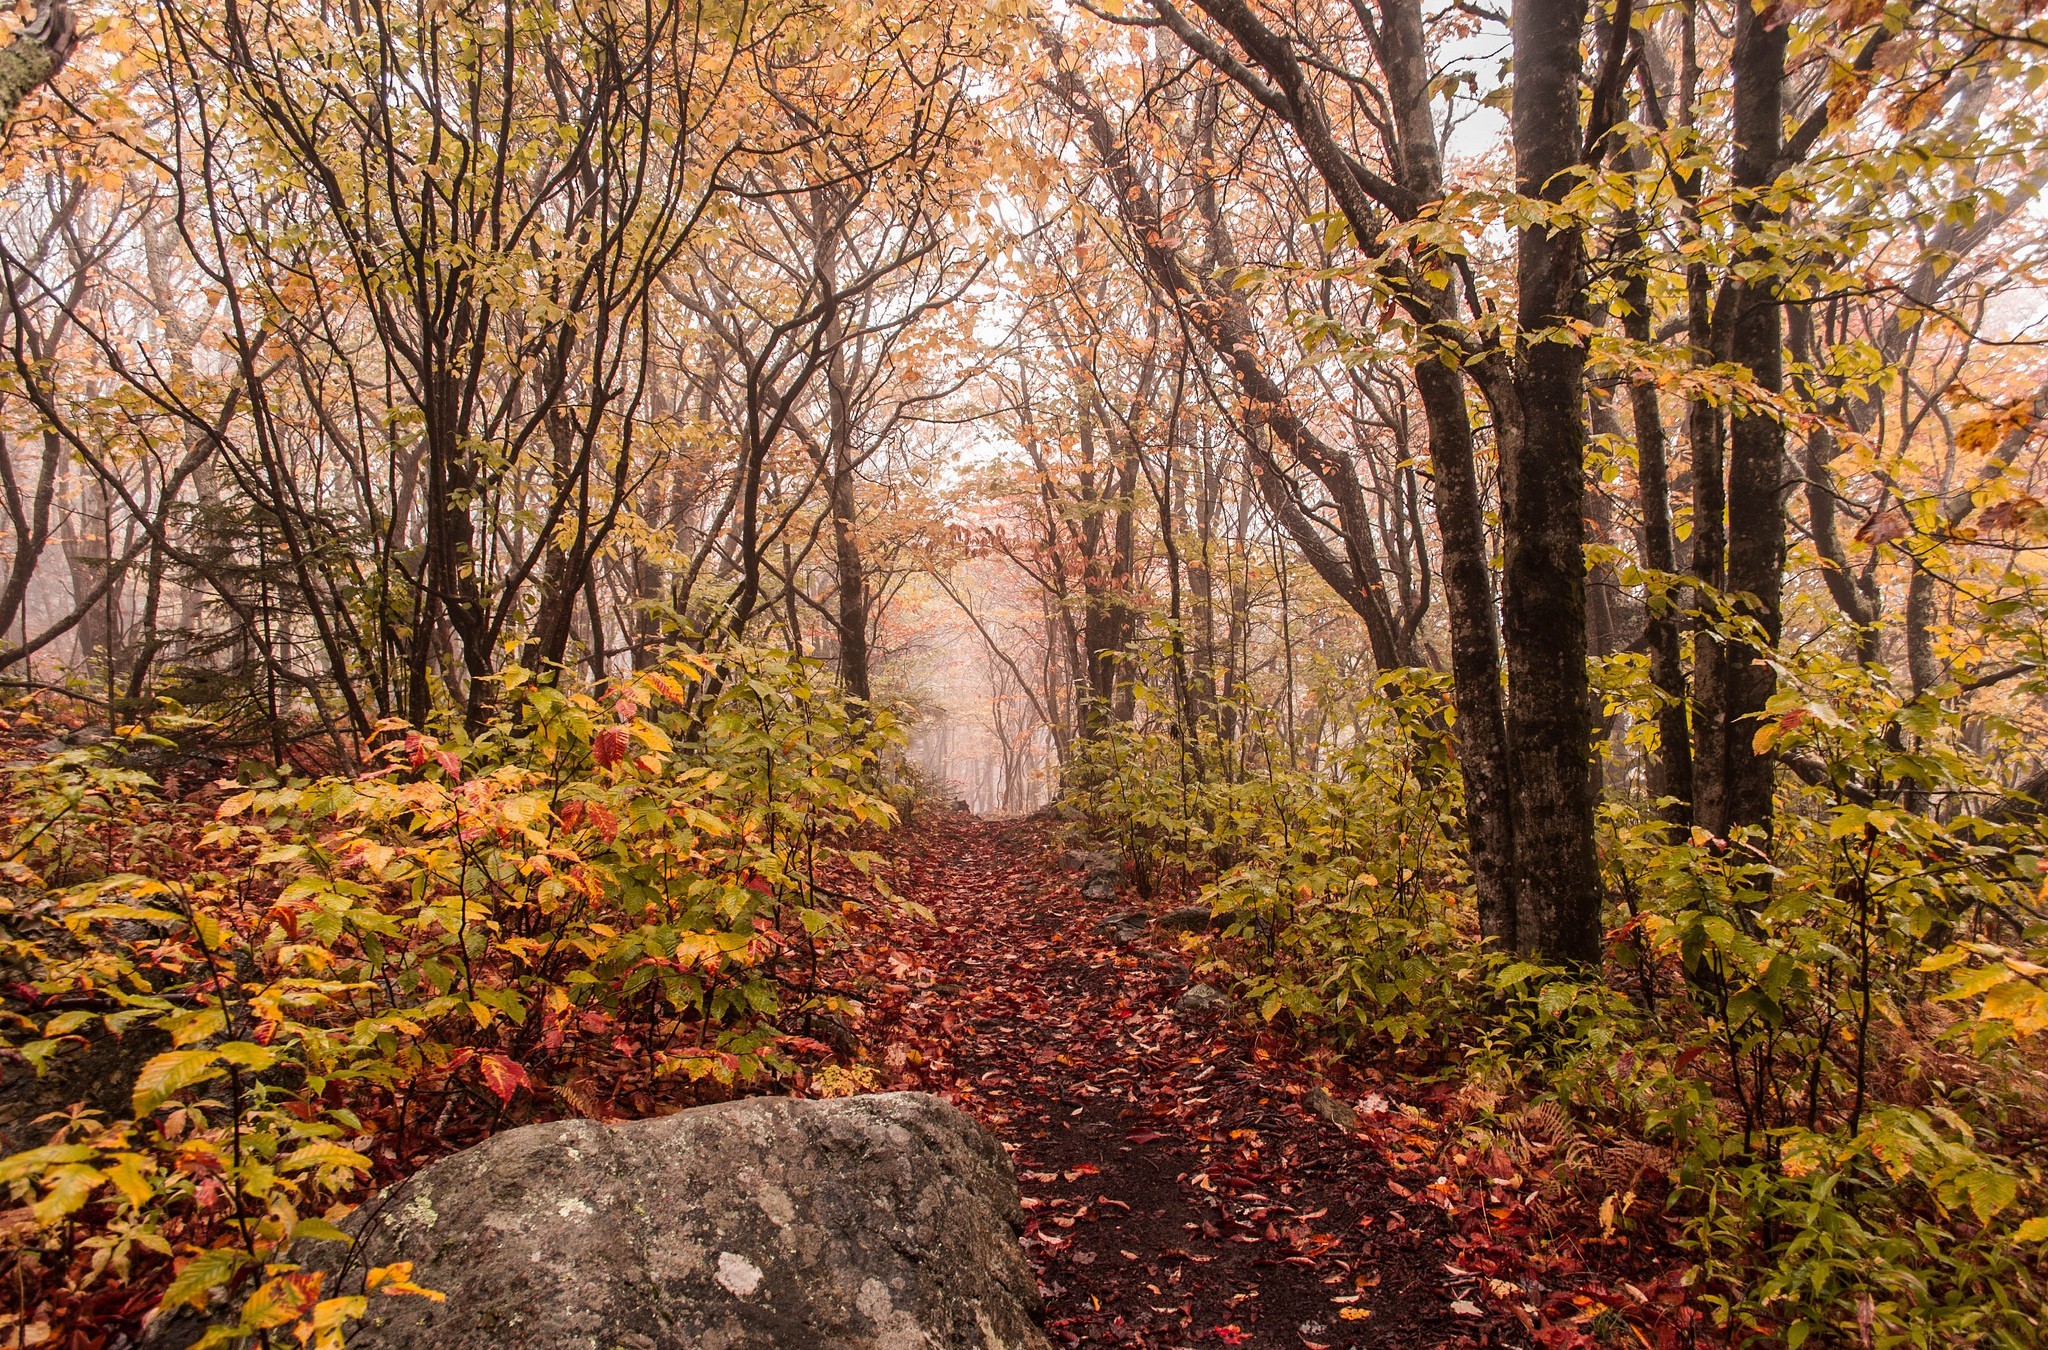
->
[184, 1092, 1048, 1349]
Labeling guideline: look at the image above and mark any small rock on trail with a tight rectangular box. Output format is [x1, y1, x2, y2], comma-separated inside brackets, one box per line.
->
[1155, 904, 1222, 934]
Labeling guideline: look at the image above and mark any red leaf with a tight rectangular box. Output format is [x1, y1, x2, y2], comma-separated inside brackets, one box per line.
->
[1979, 495, 2044, 534]
[1854, 509, 1909, 545]
[592, 725, 631, 769]
[781, 1036, 835, 1056]
[435, 750, 461, 780]
[479, 1054, 534, 1105]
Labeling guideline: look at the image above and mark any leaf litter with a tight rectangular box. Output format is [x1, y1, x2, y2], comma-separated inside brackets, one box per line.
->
[845, 812, 1692, 1349]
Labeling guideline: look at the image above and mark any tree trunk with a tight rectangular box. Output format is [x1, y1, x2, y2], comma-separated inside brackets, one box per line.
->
[1505, 0, 1602, 963]
[1715, 0, 1790, 842]
[1622, 230, 1694, 817]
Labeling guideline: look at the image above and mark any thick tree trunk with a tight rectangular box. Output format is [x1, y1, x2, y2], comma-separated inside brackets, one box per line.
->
[1715, 0, 1790, 841]
[1375, 0, 1519, 944]
[1506, 0, 1602, 963]
[1415, 354, 1519, 949]
[829, 442, 872, 701]
[816, 216, 874, 702]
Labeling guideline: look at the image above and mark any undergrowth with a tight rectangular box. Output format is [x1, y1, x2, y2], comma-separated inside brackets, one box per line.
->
[0, 644, 909, 1347]
[1068, 643, 2048, 1348]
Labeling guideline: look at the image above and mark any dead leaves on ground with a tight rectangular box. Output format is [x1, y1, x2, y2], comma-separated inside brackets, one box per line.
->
[838, 815, 1699, 1349]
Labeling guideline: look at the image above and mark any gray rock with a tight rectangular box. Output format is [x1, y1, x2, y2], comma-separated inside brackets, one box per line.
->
[0, 1026, 167, 1156]
[1080, 875, 1120, 902]
[1305, 1085, 1361, 1133]
[1060, 847, 1118, 876]
[1175, 982, 1226, 1014]
[1153, 905, 1218, 934]
[162, 1092, 1046, 1349]
[1096, 910, 1147, 943]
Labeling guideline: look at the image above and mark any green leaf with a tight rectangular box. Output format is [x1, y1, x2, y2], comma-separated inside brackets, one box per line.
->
[290, 1217, 354, 1244]
[160, 1247, 253, 1312]
[0, 1144, 99, 1184]
[132, 1049, 223, 1116]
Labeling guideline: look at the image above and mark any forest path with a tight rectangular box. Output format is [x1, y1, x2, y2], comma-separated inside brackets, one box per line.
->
[863, 811, 1517, 1350]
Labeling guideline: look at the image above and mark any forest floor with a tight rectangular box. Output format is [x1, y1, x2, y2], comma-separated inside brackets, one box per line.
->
[858, 809, 1673, 1350]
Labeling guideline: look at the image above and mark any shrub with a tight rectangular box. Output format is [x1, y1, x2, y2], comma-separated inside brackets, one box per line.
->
[0, 644, 906, 1346]
[1071, 641, 2048, 1346]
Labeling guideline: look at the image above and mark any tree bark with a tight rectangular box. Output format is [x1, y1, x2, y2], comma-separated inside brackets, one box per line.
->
[1712, 0, 1790, 841]
[1505, 0, 1602, 962]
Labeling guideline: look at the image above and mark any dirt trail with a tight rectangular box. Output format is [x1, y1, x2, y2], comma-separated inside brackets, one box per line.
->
[865, 812, 1518, 1350]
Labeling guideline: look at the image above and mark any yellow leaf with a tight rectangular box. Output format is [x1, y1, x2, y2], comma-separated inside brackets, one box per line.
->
[367, 1262, 446, 1303]
[166, 1006, 227, 1048]
[299, 1295, 368, 1350]
[279, 1142, 372, 1175]
[1980, 980, 2048, 1035]
[217, 1041, 279, 1071]
[32, 1165, 104, 1226]
[105, 1155, 155, 1208]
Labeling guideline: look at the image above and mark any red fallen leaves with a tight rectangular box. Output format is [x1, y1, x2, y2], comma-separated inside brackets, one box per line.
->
[842, 813, 1700, 1349]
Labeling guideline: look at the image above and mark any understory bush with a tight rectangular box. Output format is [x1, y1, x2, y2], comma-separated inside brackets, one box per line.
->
[1069, 640, 2048, 1347]
[0, 644, 907, 1346]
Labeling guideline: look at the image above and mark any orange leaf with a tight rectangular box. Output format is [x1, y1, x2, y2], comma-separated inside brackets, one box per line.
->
[1855, 509, 1909, 545]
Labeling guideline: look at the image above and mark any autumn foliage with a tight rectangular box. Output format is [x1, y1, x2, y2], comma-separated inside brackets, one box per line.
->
[0, 648, 904, 1344]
